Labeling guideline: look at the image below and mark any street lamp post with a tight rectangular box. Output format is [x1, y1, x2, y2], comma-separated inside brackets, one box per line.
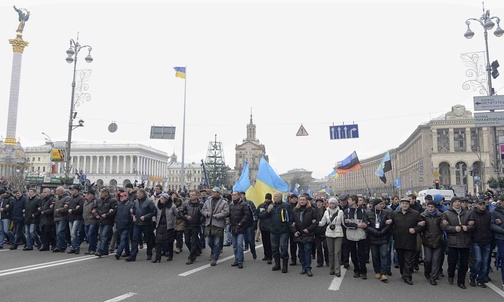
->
[64, 36, 92, 180]
[465, 7, 504, 184]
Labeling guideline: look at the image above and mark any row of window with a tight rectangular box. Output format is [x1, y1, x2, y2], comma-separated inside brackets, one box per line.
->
[437, 128, 481, 153]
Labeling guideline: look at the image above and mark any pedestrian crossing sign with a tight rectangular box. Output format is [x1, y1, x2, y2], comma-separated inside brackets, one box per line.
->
[296, 124, 309, 136]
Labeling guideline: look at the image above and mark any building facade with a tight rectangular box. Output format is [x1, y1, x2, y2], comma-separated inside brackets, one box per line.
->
[25, 143, 169, 189]
[330, 105, 494, 197]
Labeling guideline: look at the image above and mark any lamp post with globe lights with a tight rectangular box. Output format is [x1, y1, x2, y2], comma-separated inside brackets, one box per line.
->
[464, 7, 504, 182]
[64, 36, 93, 180]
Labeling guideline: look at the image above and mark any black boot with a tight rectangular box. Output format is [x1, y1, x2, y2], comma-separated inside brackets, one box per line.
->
[272, 256, 281, 271]
[282, 258, 288, 273]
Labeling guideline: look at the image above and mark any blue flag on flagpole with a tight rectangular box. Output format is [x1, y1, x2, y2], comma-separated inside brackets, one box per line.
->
[233, 161, 251, 192]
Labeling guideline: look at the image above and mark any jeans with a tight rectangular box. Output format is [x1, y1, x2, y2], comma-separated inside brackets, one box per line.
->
[24, 223, 41, 249]
[470, 243, 491, 283]
[116, 229, 131, 256]
[371, 243, 388, 275]
[69, 220, 83, 252]
[244, 226, 256, 256]
[98, 224, 112, 254]
[0, 218, 14, 246]
[298, 241, 313, 271]
[232, 233, 245, 264]
[85, 223, 99, 253]
[55, 220, 67, 250]
[497, 239, 504, 284]
[130, 224, 154, 259]
[271, 232, 290, 260]
[225, 224, 232, 245]
[208, 235, 222, 261]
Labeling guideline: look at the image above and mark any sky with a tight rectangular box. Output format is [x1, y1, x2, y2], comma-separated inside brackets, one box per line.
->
[1, 0, 504, 179]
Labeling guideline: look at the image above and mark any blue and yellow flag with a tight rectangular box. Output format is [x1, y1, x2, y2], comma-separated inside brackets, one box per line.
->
[233, 161, 251, 192]
[246, 156, 288, 206]
[174, 66, 186, 79]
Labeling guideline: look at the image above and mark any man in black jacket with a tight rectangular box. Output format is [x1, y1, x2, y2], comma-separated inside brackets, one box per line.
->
[180, 190, 204, 265]
[391, 197, 422, 285]
[229, 191, 252, 269]
[469, 199, 492, 288]
[0, 189, 15, 248]
[39, 188, 55, 251]
[257, 193, 273, 263]
[126, 188, 157, 262]
[24, 188, 41, 251]
[67, 185, 84, 254]
[264, 192, 294, 273]
[95, 187, 117, 257]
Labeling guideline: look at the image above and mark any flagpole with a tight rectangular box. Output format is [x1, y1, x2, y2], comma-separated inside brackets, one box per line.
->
[359, 168, 371, 197]
[180, 65, 187, 192]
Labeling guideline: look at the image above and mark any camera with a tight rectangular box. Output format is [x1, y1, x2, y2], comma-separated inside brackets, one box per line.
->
[329, 224, 336, 230]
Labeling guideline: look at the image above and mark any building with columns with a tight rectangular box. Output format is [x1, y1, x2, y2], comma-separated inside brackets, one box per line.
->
[25, 143, 169, 189]
[328, 105, 494, 197]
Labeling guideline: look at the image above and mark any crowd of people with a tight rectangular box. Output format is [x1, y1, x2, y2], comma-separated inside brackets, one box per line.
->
[1, 184, 504, 291]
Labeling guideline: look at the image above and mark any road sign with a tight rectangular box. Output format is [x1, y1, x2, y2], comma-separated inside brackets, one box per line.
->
[474, 111, 504, 127]
[296, 124, 308, 136]
[329, 124, 359, 140]
[474, 95, 504, 111]
[150, 126, 176, 139]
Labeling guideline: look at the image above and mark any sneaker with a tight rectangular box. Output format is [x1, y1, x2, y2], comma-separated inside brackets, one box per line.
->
[186, 259, 194, 265]
[306, 270, 313, 277]
[361, 273, 367, 280]
[375, 273, 381, 279]
[238, 263, 243, 269]
[67, 250, 76, 254]
[210, 260, 217, 266]
[477, 282, 487, 288]
[124, 257, 136, 262]
[380, 275, 388, 283]
[231, 262, 239, 267]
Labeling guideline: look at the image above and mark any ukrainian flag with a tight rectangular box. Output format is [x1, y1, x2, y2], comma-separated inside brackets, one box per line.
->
[174, 66, 186, 79]
[246, 156, 288, 206]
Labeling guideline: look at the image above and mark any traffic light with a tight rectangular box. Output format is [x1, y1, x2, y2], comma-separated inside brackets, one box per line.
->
[434, 179, 440, 189]
[492, 60, 500, 79]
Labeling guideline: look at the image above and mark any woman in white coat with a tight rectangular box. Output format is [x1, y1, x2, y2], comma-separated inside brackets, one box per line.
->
[319, 197, 345, 276]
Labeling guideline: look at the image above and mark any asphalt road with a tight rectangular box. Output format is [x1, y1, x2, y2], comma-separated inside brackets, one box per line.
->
[1, 244, 504, 302]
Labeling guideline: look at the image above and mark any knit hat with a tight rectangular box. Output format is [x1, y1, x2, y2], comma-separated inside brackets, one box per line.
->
[426, 201, 436, 207]
[160, 193, 170, 200]
[328, 197, 338, 205]
[371, 198, 382, 207]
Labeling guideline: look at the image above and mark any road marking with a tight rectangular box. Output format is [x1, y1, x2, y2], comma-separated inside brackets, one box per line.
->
[328, 268, 347, 291]
[103, 292, 137, 302]
[179, 244, 263, 277]
[0, 255, 97, 277]
[487, 282, 504, 298]
[0, 249, 9, 252]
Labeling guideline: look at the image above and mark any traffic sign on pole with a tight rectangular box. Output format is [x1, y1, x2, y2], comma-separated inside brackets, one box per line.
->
[474, 95, 504, 111]
[474, 111, 504, 127]
[329, 124, 359, 140]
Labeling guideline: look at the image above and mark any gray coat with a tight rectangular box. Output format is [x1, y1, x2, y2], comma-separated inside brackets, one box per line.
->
[156, 203, 178, 230]
[202, 197, 229, 229]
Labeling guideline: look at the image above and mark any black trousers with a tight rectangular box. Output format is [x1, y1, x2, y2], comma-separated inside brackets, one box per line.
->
[40, 224, 55, 250]
[447, 247, 470, 285]
[348, 239, 367, 274]
[397, 248, 416, 280]
[261, 230, 272, 260]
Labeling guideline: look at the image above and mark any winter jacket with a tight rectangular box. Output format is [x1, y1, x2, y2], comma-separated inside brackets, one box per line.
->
[39, 195, 55, 226]
[291, 205, 319, 244]
[392, 208, 422, 250]
[179, 200, 204, 227]
[343, 206, 367, 241]
[420, 209, 444, 249]
[365, 208, 392, 245]
[95, 196, 117, 225]
[11, 195, 26, 223]
[490, 205, 504, 241]
[319, 207, 344, 238]
[261, 202, 293, 234]
[67, 193, 84, 221]
[115, 200, 134, 231]
[156, 201, 178, 230]
[82, 197, 99, 226]
[0, 194, 14, 219]
[53, 194, 70, 222]
[470, 208, 493, 245]
[132, 196, 157, 226]
[173, 198, 185, 231]
[229, 198, 252, 235]
[441, 208, 474, 248]
[257, 200, 273, 232]
[202, 196, 230, 229]
[24, 195, 41, 225]
[315, 206, 327, 237]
